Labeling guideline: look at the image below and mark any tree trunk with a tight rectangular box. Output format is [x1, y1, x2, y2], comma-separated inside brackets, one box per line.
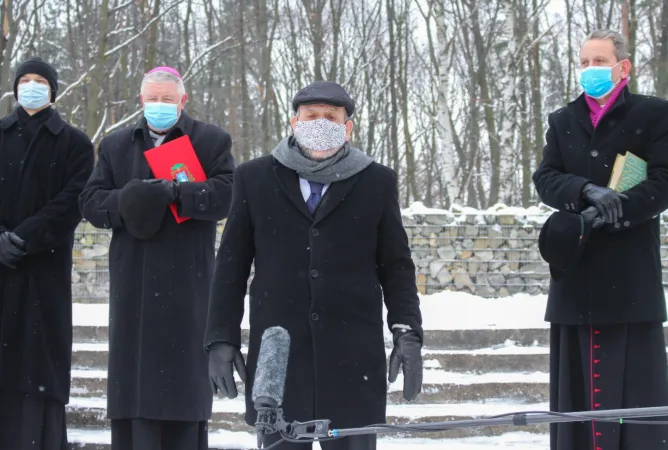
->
[657, 0, 668, 98]
[386, 0, 399, 173]
[145, 0, 161, 72]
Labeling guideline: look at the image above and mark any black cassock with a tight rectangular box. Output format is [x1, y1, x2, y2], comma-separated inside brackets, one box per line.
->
[79, 113, 234, 450]
[550, 323, 668, 450]
[534, 88, 668, 450]
[0, 107, 94, 450]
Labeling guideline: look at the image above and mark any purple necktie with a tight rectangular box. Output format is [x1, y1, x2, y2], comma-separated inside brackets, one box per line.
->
[306, 181, 324, 214]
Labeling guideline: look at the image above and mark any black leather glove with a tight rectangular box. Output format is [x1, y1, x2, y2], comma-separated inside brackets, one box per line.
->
[582, 183, 629, 224]
[0, 232, 26, 269]
[388, 329, 423, 401]
[581, 206, 605, 230]
[208, 342, 247, 399]
[143, 179, 181, 203]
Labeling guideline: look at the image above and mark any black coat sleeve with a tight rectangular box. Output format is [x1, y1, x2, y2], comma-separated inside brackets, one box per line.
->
[602, 111, 668, 233]
[376, 169, 424, 343]
[532, 112, 591, 212]
[204, 164, 254, 351]
[78, 137, 124, 230]
[177, 131, 235, 221]
[14, 130, 94, 254]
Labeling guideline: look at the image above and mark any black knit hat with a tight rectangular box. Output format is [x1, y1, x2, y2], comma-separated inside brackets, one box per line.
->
[539, 210, 598, 277]
[14, 57, 58, 103]
[292, 81, 355, 117]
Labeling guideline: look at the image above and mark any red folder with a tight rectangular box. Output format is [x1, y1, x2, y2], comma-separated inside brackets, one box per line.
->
[144, 135, 207, 223]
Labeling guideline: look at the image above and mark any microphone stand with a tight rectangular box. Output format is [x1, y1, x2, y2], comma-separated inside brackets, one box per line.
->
[254, 397, 332, 448]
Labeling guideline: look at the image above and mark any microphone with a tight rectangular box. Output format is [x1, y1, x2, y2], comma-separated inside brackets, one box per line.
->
[253, 326, 290, 448]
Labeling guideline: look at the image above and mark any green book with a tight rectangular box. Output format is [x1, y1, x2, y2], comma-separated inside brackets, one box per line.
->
[608, 151, 647, 192]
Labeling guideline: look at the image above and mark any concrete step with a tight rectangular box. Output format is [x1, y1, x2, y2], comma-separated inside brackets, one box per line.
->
[66, 398, 549, 440]
[72, 323, 668, 351]
[69, 369, 549, 404]
[71, 343, 552, 373]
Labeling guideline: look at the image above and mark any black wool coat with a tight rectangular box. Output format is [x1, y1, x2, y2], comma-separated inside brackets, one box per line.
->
[79, 112, 234, 421]
[205, 155, 423, 429]
[0, 107, 94, 404]
[533, 87, 668, 325]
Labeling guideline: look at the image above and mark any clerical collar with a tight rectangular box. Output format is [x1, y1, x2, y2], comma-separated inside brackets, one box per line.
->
[148, 128, 169, 136]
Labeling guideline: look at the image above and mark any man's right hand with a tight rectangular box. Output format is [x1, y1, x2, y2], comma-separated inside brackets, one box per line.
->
[582, 183, 629, 224]
[0, 232, 26, 269]
[581, 206, 605, 229]
[208, 342, 247, 399]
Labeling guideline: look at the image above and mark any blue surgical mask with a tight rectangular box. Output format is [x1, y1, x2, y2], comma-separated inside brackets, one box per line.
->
[18, 81, 51, 109]
[579, 64, 620, 99]
[144, 102, 179, 131]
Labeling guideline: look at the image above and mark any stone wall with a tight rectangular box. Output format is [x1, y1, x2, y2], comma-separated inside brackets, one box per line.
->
[71, 203, 668, 301]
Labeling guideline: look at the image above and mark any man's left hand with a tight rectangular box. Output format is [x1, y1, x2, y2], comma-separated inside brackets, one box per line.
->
[143, 179, 180, 203]
[388, 328, 423, 401]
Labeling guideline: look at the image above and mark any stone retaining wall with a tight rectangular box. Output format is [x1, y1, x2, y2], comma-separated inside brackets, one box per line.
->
[71, 203, 668, 300]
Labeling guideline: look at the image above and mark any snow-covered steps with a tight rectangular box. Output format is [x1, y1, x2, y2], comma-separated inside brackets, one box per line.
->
[71, 343, 552, 373]
[68, 368, 550, 404]
[66, 429, 550, 449]
[66, 398, 549, 440]
[66, 295, 566, 442]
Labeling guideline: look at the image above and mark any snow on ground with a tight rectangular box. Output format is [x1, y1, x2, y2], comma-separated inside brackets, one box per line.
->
[69, 367, 549, 387]
[72, 292, 552, 330]
[387, 370, 546, 391]
[70, 341, 546, 356]
[74, 290, 668, 331]
[400, 201, 552, 218]
[206, 431, 550, 449]
[419, 292, 549, 330]
[67, 428, 549, 449]
[73, 290, 668, 331]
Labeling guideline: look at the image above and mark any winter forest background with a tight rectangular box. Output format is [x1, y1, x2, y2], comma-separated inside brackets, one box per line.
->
[0, 0, 665, 209]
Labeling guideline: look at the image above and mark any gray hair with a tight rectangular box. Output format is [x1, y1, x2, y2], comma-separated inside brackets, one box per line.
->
[585, 29, 629, 61]
[295, 106, 350, 122]
[140, 70, 186, 96]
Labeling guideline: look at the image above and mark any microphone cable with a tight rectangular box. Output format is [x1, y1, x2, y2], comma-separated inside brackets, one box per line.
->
[360, 410, 668, 432]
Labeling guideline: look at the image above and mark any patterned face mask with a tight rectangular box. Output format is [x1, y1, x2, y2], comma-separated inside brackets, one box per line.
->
[293, 118, 347, 152]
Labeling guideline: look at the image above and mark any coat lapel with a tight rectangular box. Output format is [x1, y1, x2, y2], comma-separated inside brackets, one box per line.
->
[568, 95, 594, 137]
[568, 89, 630, 145]
[313, 172, 361, 225]
[273, 161, 313, 221]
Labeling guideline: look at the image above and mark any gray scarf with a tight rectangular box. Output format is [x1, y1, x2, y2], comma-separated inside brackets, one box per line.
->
[148, 129, 167, 147]
[271, 137, 374, 184]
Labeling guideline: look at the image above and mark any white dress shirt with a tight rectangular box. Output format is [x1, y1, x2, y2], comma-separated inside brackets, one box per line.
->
[299, 177, 330, 202]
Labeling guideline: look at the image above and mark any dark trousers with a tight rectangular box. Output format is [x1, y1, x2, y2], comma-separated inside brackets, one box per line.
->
[262, 432, 377, 450]
[111, 418, 208, 450]
[549, 322, 668, 450]
[0, 388, 67, 450]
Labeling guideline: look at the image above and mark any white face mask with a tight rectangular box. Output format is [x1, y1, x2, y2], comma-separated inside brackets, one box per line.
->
[18, 81, 50, 109]
[293, 118, 347, 152]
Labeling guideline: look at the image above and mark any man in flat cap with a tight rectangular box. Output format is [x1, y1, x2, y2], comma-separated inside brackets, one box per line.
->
[79, 66, 235, 450]
[205, 80, 424, 450]
[0, 57, 94, 449]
